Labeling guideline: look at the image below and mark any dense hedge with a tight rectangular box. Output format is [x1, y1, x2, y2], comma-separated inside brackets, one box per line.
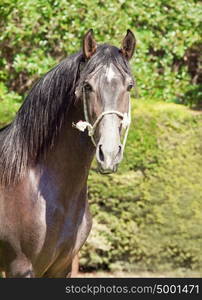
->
[0, 0, 201, 106]
[80, 101, 202, 272]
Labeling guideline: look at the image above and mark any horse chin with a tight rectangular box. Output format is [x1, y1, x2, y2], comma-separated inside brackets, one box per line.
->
[97, 164, 118, 175]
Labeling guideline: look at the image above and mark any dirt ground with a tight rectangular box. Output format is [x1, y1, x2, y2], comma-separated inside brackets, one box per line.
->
[76, 270, 202, 278]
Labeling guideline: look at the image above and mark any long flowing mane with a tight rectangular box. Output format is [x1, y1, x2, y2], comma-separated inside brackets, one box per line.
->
[0, 44, 132, 186]
[0, 51, 83, 185]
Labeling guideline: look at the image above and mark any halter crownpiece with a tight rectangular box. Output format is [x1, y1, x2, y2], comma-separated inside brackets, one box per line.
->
[72, 87, 131, 149]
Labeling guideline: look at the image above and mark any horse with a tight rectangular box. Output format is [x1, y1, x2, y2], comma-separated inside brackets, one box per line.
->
[0, 29, 136, 277]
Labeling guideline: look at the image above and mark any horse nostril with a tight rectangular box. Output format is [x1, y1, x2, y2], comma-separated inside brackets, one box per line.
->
[115, 145, 123, 161]
[98, 144, 104, 162]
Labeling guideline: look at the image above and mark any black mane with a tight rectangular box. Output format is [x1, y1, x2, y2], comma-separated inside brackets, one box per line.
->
[0, 44, 132, 185]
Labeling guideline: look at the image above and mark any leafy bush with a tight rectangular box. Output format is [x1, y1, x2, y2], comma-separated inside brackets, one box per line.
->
[0, 0, 201, 105]
[0, 82, 21, 126]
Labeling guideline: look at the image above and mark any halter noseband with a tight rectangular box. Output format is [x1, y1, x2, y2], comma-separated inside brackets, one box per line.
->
[73, 87, 131, 150]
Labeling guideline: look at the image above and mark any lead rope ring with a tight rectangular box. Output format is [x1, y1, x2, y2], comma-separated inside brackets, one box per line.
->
[72, 87, 131, 150]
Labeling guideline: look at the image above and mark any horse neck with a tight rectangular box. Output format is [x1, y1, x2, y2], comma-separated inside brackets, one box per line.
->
[39, 104, 95, 189]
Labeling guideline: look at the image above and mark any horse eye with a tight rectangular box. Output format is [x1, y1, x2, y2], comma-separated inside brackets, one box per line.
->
[84, 83, 93, 92]
[127, 84, 133, 91]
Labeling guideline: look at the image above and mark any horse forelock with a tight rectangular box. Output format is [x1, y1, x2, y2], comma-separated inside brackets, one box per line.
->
[80, 44, 132, 82]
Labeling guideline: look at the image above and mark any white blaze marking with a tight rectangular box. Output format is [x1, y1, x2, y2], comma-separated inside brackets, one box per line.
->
[106, 64, 116, 82]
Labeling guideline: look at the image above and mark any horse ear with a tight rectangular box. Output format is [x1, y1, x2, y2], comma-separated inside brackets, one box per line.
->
[83, 29, 97, 59]
[120, 29, 136, 60]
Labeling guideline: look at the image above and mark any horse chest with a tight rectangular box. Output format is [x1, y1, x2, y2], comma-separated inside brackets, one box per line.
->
[36, 197, 92, 275]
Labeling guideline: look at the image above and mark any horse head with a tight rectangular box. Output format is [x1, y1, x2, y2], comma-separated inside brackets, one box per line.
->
[75, 29, 136, 174]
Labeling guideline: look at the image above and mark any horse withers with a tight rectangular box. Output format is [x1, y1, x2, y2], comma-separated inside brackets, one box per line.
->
[0, 29, 136, 277]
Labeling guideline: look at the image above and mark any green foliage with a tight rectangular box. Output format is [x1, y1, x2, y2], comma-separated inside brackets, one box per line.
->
[0, 82, 21, 126]
[80, 101, 202, 273]
[0, 0, 201, 104]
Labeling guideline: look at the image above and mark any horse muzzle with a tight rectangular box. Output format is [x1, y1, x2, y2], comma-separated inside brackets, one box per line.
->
[96, 143, 123, 174]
